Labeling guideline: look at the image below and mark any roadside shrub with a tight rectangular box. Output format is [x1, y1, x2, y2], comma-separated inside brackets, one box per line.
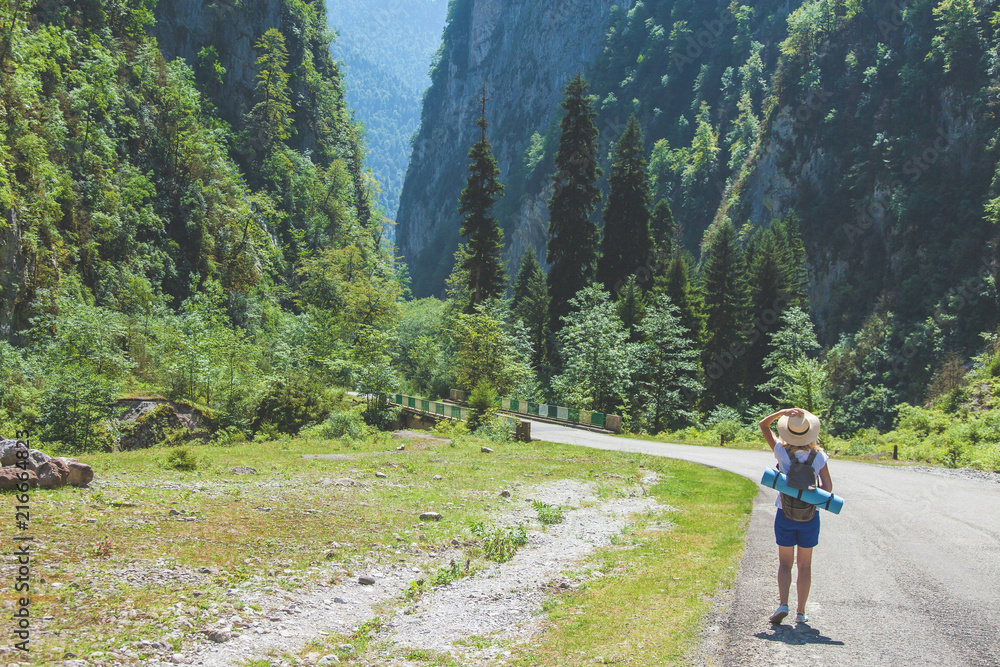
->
[312, 409, 375, 440]
[473, 416, 513, 443]
[846, 427, 882, 456]
[467, 380, 498, 431]
[211, 426, 247, 447]
[252, 373, 335, 435]
[164, 446, 198, 471]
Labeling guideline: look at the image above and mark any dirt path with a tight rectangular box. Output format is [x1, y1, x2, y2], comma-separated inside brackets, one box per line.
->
[176, 473, 666, 666]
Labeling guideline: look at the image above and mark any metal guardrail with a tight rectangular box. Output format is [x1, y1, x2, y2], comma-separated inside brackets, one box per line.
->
[393, 393, 607, 430]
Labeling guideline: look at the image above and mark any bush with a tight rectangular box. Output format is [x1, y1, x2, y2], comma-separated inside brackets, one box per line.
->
[472, 416, 513, 443]
[845, 427, 882, 456]
[164, 446, 199, 471]
[533, 501, 564, 525]
[471, 522, 528, 563]
[467, 380, 498, 431]
[252, 373, 336, 435]
[312, 409, 375, 440]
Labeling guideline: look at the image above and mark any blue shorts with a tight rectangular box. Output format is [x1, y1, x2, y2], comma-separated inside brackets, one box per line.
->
[774, 508, 820, 548]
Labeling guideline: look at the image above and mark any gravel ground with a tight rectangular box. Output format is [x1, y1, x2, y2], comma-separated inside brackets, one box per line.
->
[160, 472, 668, 666]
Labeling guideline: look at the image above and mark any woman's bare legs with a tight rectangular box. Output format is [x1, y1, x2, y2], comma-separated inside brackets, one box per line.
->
[777, 546, 795, 605]
[795, 546, 813, 614]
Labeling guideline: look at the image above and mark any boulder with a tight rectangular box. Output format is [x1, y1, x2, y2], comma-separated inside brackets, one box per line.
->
[59, 458, 95, 487]
[28, 448, 50, 465]
[0, 439, 24, 466]
[0, 467, 37, 491]
[35, 458, 71, 489]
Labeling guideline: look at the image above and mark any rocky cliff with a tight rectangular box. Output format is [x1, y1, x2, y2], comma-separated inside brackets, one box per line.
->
[399, 0, 1000, 353]
[397, 0, 624, 297]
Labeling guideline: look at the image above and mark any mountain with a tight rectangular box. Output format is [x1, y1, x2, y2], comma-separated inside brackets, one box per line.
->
[397, 0, 1000, 358]
[396, 0, 623, 297]
[325, 0, 449, 222]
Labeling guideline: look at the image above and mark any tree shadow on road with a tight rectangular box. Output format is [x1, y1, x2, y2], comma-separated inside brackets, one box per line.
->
[755, 622, 845, 646]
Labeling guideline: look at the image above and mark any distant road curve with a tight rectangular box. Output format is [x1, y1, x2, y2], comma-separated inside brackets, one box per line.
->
[529, 420, 1000, 666]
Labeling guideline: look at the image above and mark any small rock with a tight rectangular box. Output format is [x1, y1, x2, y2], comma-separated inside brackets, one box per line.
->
[499, 490, 511, 498]
[375, 471, 387, 479]
[432, 475, 443, 480]
[358, 576, 376, 585]
[318, 655, 340, 664]
[198, 566, 212, 574]
[419, 512, 442, 521]
[395, 444, 405, 451]
[481, 446, 494, 453]
[169, 654, 187, 664]
[333, 597, 346, 604]
[338, 644, 355, 652]
[206, 630, 231, 643]
[230, 466, 258, 475]
[192, 590, 203, 597]
[169, 509, 181, 516]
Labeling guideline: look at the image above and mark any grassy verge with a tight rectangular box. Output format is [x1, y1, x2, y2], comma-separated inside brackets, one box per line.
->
[0, 430, 755, 665]
[507, 457, 756, 666]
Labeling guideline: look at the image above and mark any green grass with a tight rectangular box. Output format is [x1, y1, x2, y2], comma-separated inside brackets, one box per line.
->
[0, 430, 756, 665]
[533, 500, 565, 525]
[507, 458, 756, 666]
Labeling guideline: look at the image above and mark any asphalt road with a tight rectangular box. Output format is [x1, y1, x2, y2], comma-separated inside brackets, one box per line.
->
[528, 421, 1000, 666]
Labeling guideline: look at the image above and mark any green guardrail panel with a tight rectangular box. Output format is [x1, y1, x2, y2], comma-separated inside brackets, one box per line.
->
[407, 396, 416, 408]
[510, 399, 520, 412]
[421, 399, 430, 411]
[435, 402, 445, 415]
[451, 406, 461, 419]
[592, 412, 605, 428]
[527, 402, 539, 415]
[547, 404, 558, 418]
[568, 408, 580, 422]
[395, 394, 402, 404]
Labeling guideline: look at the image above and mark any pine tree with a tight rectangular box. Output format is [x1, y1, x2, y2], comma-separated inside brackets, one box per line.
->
[638, 294, 703, 432]
[744, 227, 794, 400]
[458, 88, 506, 308]
[511, 249, 550, 369]
[659, 251, 706, 346]
[547, 73, 602, 332]
[773, 211, 808, 308]
[598, 114, 651, 295]
[245, 29, 294, 158]
[701, 220, 750, 408]
[650, 198, 676, 262]
[616, 275, 646, 343]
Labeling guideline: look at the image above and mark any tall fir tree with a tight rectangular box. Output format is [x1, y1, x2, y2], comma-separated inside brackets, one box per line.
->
[547, 73, 602, 332]
[458, 88, 506, 309]
[701, 220, 750, 408]
[598, 114, 652, 295]
[244, 29, 294, 167]
[650, 198, 676, 261]
[772, 211, 809, 308]
[744, 223, 805, 401]
[658, 251, 706, 347]
[511, 249, 550, 369]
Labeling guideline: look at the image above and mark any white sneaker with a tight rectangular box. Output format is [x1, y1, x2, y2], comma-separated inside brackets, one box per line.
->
[795, 612, 808, 623]
[769, 604, 789, 624]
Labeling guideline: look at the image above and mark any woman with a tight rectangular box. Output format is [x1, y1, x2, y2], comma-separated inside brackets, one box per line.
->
[758, 407, 833, 625]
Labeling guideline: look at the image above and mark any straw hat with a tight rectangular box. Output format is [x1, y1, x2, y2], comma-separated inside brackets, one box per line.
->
[777, 410, 821, 447]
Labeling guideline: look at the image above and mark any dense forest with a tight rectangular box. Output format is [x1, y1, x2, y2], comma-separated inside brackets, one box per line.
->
[325, 0, 448, 220]
[1, 0, 999, 475]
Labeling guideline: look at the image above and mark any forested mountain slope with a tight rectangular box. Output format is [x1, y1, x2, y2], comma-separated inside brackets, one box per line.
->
[398, 0, 1000, 357]
[325, 0, 449, 221]
[0, 0, 400, 450]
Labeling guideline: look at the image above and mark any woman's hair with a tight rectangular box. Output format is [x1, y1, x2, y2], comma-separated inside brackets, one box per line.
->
[782, 439, 823, 454]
